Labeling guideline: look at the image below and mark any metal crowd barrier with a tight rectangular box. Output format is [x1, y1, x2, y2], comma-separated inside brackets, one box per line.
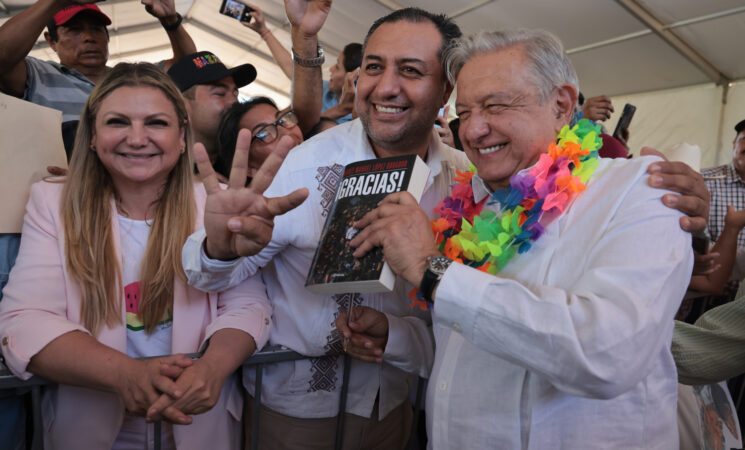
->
[0, 345, 425, 450]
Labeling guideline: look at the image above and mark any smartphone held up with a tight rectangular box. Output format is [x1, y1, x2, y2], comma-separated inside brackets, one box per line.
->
[219, 0, 253, 23]
[613, 103, 636, 140]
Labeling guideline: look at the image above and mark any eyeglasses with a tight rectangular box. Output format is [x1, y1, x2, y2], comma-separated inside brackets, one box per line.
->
[252, 110, 299, 144]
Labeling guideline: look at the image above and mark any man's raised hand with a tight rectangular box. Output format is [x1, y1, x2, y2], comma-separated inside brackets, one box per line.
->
[242, 3, 268, 34]
[196, 128, 308, 260]
[141, 0, 179, 23]
[284, 0, 332, 37]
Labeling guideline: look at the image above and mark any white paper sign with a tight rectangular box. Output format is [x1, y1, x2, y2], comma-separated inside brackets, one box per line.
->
[0, 93, 68, 233]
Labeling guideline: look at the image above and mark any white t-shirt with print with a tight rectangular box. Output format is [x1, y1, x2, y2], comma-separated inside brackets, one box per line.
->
[113, 215, 175, 450]
[119, 215, 173, 358]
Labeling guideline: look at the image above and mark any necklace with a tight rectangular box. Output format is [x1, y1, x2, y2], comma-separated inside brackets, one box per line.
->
[409, 119, 602, 310]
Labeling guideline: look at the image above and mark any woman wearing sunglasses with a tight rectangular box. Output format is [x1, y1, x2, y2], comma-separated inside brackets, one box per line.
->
[215, 98, 304, 181]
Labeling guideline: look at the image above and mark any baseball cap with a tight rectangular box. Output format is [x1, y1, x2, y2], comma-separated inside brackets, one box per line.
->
[53, 4, 111, 26]
[167, 51, 257, 92]
[735, 119, 745, 134]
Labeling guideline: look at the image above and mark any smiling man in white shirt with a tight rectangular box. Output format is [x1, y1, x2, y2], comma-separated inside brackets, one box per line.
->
[344, 29, 694, 449]
[182, 6, 468, 449]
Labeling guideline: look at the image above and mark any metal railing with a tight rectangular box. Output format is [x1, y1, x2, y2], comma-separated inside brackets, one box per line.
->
[0, 345, 425, 450]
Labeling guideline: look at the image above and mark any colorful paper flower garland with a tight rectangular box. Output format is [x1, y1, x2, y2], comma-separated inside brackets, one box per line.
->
[409, 119, 603, 310]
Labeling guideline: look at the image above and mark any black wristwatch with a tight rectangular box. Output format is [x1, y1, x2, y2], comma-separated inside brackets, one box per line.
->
[420, 256, 453, 302]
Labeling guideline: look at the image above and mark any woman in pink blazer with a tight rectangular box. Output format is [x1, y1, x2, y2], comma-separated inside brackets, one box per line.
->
[0, 63, 272, 449]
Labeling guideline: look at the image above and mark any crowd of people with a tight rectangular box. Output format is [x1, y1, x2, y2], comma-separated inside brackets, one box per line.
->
[0, 0, 743, 449]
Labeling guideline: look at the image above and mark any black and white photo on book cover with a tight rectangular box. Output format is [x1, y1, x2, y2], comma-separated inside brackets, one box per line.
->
[305, 154, 429, 294]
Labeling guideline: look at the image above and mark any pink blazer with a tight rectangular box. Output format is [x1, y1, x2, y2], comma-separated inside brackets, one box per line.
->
[0, 180, 272, 450]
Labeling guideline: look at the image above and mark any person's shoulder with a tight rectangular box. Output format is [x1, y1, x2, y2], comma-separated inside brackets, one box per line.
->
[701, 164, 728, 177]
[442, 145, 470, 170]
[192, 179, 207, 193]
[24, 56, 60, 73]
[280, 120, 365, 172]
[190, 181, 208, 229]
[30, 177, 65, 197]
[575, 157, 686, 233]
[595, 154, 658, 176]
[192, 181, 207, 203]
[26, 178, 66, 217]
[24, 55, 46, 66]
[306, 118, 360, 144]
[587, 156, 663, 200]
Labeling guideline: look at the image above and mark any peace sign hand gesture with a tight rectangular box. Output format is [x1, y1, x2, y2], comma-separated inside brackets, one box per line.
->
[195, 129, 308, 260]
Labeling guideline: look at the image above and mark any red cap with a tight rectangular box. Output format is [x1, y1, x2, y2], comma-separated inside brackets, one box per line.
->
[53, 4, 112, 26]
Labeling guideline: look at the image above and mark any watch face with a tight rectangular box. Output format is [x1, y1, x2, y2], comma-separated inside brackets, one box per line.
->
[429, 256, 452, 276]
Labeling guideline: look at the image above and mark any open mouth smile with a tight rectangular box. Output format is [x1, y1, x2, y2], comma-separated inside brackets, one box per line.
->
[476, 143, 507, 155]
[374, 104, 406, 114]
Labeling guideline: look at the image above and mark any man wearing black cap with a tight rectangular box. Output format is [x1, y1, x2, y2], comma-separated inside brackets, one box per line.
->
[699, 120, 745, 298]
[0, 0, 196, 122]
[168, 51, 256, 164]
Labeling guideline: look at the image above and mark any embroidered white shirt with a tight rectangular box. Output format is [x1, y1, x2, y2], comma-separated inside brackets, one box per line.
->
[183, 119, 470, 419]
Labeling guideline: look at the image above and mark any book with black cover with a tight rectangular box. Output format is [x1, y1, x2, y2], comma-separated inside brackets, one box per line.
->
[305, 154, 430, 294]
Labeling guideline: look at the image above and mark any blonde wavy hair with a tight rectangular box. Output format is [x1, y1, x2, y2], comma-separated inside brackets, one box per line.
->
[61, 62, 195, 335]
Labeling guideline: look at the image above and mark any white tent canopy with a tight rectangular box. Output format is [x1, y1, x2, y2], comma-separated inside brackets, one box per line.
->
[2, 0, 743, 168]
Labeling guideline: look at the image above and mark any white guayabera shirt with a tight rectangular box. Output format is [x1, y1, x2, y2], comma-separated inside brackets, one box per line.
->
[427, 157, 693, 449]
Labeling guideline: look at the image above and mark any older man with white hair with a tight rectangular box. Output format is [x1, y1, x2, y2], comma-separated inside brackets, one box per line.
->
[346, 29, 693, 448]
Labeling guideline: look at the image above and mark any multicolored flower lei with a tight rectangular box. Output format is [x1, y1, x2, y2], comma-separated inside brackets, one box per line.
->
[409, 119, 603, 311]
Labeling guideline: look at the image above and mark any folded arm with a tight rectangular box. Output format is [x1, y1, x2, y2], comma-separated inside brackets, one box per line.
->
[147, 267, 272, 420]
[0, 182, 192, 423]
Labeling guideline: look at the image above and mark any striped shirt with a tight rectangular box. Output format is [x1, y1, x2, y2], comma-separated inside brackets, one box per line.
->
[673, 281, 745, 385]
[23, 56, 95, 122]
[702, 163, 745, 247]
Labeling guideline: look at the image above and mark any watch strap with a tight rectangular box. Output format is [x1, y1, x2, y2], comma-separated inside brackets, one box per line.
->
[162, 13, 183, 31]
[292, 46, 325, 67]
[420, 267, 440, 303]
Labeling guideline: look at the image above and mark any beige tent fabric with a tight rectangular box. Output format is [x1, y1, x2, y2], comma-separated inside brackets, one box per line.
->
[607, 81, 745, 170]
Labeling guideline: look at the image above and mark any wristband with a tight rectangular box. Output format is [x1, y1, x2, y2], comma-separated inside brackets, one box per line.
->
[162, 13, 183, 31]
[260, 29, 271, 39]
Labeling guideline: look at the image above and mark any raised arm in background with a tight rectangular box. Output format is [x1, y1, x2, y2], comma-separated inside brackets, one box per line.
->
[0, 0, 96, 96]
[242, 3, 293, 79]
[689, 207, 745, 294]
[285, 0, 331, 134]
[141, 0, 197, 71]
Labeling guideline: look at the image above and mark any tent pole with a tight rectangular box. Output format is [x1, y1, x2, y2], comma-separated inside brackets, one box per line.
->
[714, 84, 730, 167]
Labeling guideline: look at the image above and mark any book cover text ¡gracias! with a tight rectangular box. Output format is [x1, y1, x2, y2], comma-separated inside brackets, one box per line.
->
[305, 154, 430, 294]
